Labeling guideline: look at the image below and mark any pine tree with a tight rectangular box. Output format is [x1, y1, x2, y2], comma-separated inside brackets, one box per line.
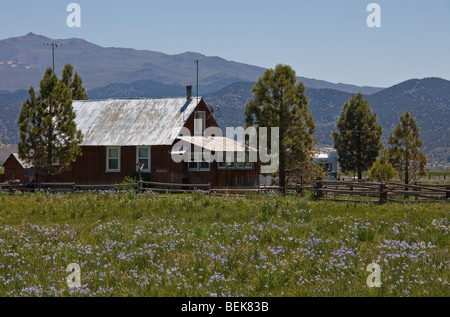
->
[18, 65, 85, 182]
[61, 64, 88, 100]
[245, 64, 315, 192]
[386, 112, 427, 184]
[332, 93, 383, 180]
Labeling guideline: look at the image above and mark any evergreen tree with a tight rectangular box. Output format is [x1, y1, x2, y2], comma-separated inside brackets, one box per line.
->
[332, 93, 383, 180]
[245, 64, 315, 192]
[18, 65, 85, 182]
[386, 112, 427, 184]
[369, 150, 398, 182]
[61, 64, 88, 100]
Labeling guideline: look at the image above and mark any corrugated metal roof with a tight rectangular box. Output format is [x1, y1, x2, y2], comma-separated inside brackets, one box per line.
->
[72, 98, 200, 146]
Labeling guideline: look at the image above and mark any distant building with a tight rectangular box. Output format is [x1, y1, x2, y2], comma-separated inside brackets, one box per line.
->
[314, 148, 338, 180]
[1, 153, 34, 182]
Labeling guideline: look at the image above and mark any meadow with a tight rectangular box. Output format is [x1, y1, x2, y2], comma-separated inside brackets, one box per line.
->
[0, 191, 448, 297]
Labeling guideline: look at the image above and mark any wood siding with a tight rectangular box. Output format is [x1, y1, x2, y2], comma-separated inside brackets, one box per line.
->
[2, 155, 27, 181]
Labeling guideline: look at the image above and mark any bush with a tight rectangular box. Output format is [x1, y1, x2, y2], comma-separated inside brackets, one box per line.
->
[369, 153, 398, 182]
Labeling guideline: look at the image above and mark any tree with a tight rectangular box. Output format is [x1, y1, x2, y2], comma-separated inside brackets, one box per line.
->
[245, 64, 315, 192]
[18, 65, 86, 182]
[386, 112, 427, 184]
[61, 64, 88, 100]
[332, 93, 383, 180]
[369, 151, 398, 182]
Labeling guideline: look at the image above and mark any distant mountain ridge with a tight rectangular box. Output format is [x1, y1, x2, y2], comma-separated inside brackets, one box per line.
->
[0, 33, 384, 94]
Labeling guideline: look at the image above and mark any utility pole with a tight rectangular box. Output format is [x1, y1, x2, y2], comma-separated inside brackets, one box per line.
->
[43, 42, 63, 74]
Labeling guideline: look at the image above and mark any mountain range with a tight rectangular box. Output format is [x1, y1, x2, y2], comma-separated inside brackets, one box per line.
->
[0, 33, 449, 165]
[0, 33, 384, 94]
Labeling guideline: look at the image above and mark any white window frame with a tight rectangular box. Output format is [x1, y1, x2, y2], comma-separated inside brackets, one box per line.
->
[188, 152, 210, 171]
[136, 147, 151, 173]
[106, 147, 121, 172]
[217, 152, 254, 170]
[194, 111, 206, 135]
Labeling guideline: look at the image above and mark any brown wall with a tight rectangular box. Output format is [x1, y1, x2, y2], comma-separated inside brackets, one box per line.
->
[183, 162, 259, 187]
[2, 155, 26, 181]
[183, 99, 220, 133]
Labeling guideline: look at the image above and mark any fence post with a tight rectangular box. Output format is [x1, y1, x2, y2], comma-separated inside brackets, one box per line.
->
[446, 186, 450, 200]
[379, 182, 387, 204]
[315, 177, 323, 200]
[414, 182, 419, 201]
[138, 181, 143, 194]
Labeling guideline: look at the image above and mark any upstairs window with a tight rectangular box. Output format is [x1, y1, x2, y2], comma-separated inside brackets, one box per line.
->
[194, 111, 206, 135]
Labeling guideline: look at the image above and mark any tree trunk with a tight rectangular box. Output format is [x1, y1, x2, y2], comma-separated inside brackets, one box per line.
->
[358, 168, 363, 181]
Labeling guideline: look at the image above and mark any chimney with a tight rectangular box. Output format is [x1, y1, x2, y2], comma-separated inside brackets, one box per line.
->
[186, 85, 192, 100]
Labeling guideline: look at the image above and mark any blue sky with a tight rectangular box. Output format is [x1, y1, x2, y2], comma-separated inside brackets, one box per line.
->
[1, 0, 449, 87]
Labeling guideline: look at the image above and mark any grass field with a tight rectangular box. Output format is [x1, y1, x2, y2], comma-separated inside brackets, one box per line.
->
[0, 191, 448, 297]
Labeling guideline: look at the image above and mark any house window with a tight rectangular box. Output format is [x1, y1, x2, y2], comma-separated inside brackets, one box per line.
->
[188, 153, 210, 171]
[218, 152, 253, 170]
[136, 147, 151, 172]
[194, 111, 206, 135]
[106, 147, 120, 172]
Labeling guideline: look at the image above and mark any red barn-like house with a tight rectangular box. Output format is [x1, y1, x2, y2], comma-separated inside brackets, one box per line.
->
[3, 92, 259, 187]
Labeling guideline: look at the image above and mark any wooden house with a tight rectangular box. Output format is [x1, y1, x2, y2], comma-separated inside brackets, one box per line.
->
[3, 90, 260, 188]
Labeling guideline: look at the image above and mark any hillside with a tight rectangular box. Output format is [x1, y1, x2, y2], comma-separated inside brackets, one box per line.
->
[206, 78, 450, 165]
[0, 33, 384, 94]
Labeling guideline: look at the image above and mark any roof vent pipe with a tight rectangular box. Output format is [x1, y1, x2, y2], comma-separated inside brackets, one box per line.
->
[186, 85, 192, 100]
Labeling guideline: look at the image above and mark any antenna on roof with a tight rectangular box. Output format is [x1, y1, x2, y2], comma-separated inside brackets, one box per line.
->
[195, 59, 199, 104]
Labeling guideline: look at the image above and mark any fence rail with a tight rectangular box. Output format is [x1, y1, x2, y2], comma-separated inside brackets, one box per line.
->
[1, 179, 449, 203]
[315, 179, 450, 203]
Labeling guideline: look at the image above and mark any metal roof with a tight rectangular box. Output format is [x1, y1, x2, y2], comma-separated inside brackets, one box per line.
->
[72, 98, 200, 146]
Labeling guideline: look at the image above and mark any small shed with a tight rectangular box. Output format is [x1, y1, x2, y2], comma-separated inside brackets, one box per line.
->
[2, 153, 34, 182]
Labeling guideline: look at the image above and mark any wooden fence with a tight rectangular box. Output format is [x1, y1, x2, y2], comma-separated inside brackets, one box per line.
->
[314, 179, 450, 203]
[1, 179, 449, 203]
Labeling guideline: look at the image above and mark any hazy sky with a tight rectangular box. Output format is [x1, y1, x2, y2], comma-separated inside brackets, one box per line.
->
[1, 0, 449, 87]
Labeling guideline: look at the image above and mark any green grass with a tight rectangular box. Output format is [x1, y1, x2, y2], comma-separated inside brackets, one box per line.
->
[0, 191, 448, 297]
